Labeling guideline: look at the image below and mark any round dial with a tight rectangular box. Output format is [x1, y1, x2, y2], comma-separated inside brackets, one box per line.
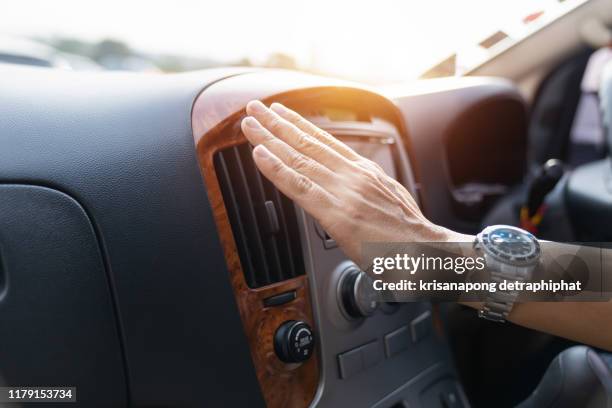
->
[480, 225, 540, 265]
[339, 267, 378, 319]
[273, 320, 315, 363]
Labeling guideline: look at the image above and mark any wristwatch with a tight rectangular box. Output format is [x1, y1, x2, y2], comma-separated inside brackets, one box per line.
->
[473, 225, 541, 322]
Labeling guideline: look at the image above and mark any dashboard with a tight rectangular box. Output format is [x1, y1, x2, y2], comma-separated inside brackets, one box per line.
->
[0, 65, 527, 407]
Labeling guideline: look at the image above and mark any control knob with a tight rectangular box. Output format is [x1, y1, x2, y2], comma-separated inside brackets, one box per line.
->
[339, 267, 378, 318]
[274, 320, 315, 363]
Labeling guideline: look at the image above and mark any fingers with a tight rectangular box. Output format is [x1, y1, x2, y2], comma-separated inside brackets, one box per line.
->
[241, 116, 336, 189]
[245, 100, 350, 171]
[251, 144, 335, 220]
[269, 102, 361, 161]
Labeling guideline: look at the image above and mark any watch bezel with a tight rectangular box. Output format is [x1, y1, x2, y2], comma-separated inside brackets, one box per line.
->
[476, 225, 540, 267]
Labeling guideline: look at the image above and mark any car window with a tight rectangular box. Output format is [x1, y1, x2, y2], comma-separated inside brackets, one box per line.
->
[0, 0, 589, 83]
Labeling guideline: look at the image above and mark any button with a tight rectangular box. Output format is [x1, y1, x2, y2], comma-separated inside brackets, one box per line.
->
[263, 291, 296, 307]
[337, 340, 382, 379]
[338, 348, 363, 379]
[410, 311, 432, 342]
[384, 325, 411, 357]
[361, 341, 382, 369]
[314, 221, 337, 249]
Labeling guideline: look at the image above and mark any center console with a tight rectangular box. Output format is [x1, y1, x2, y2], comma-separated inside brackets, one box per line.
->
[192, 71, 466, 407]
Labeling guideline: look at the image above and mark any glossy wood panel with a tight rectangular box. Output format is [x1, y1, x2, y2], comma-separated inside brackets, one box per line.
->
[192, 72, 328, 408]
[192, 70, 398, 146]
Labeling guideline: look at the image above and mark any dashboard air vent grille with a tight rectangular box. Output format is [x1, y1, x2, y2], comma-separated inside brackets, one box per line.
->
[214, 143, 305, 288]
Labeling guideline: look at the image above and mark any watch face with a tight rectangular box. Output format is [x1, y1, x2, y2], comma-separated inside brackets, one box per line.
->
[480, 226, 540, 265]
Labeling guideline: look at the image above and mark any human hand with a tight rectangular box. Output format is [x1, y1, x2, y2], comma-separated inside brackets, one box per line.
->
[240, 100, 466, 266]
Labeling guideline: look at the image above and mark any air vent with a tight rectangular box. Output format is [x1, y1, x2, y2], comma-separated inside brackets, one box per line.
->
[214, 143, 305, 288]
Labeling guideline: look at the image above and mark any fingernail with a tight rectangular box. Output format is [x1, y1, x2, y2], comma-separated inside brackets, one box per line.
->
[242, 116, 261, 129]
[246, 100, 266, 114]
[270, 103, 288, 114]
[253, 144, 271, 159]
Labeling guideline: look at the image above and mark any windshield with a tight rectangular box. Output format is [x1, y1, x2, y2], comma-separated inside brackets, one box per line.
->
[0, 0, 587, 83]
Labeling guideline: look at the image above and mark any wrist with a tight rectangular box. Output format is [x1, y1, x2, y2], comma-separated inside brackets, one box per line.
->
[430, 224, 473, 243]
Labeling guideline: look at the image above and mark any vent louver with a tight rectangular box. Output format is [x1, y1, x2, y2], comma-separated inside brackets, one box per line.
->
[214, 143, 306, 288]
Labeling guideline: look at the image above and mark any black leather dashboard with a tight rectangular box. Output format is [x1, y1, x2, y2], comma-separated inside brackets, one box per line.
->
[0, 66, 264, 407]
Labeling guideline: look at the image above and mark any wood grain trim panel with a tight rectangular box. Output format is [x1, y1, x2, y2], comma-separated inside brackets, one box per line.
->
[192, 75, 322, 408]
[192, 70, 376, 146]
